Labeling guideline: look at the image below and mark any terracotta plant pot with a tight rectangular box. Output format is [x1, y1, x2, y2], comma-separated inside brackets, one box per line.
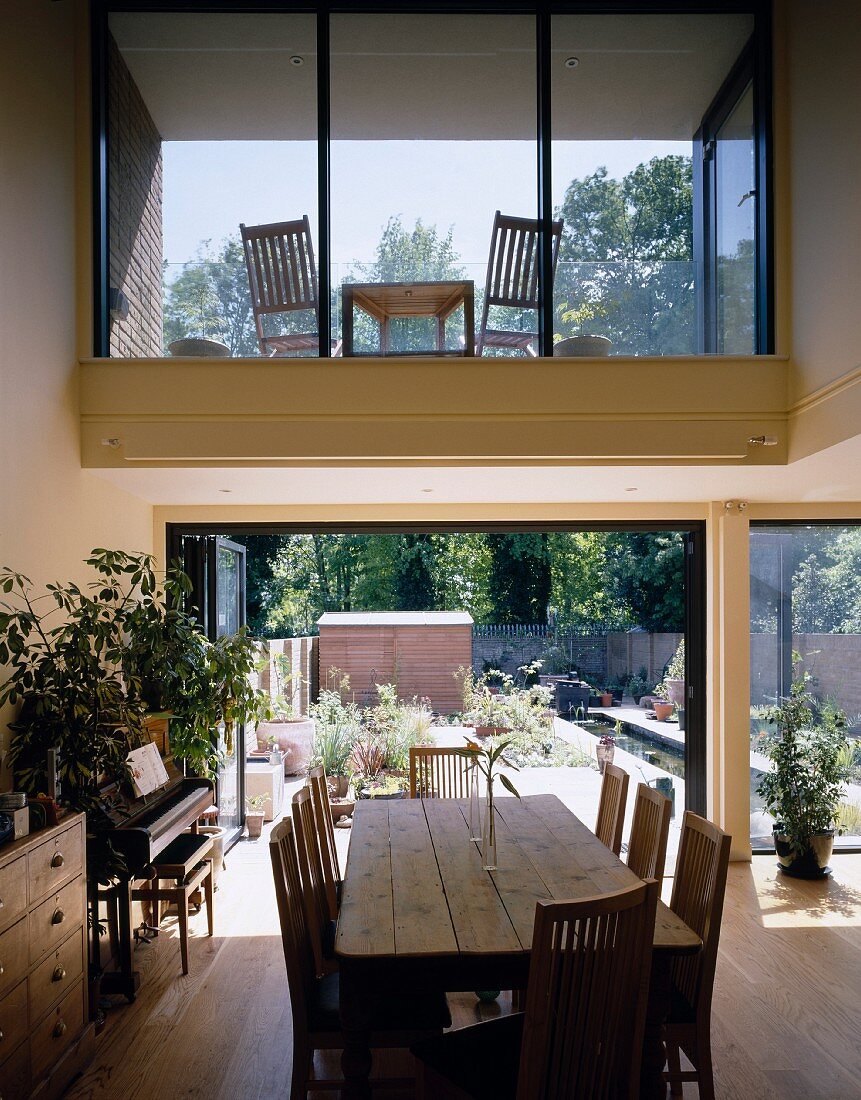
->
[600, 692, 613, 707]
[327, 775, 349, 799]
[256, 717, 315, 775]
[245, 811, 265, 840]
[653, 701, 674, 722]
[330, 797, 355, 822]
[472, 725, 508, 741]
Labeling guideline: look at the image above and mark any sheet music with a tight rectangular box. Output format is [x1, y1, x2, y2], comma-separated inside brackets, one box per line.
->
[127, 742, 170, 798]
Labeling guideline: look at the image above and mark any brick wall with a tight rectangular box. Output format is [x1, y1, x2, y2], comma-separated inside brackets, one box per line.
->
[751, 632, 861, 717]
[108, 35, 163, 357]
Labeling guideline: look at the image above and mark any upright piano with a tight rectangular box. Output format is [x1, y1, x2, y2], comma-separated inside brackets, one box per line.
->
[94, 717, 214, 1000]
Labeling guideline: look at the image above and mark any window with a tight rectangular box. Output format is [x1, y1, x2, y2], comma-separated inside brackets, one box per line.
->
[95, 3, 771, 360]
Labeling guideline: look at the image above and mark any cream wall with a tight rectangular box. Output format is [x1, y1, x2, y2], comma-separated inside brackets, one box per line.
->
[0, 1, 153, 784]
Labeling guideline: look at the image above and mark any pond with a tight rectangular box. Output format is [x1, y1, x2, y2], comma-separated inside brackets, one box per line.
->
[580, 718, 686, 779]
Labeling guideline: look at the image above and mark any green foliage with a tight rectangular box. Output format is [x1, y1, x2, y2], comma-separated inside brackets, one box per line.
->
[309, 678, 363, 779]
[605, 532, 685, 632]
[555, 156, 695, 356]
[756, 672, 850, 854]
[486, 533, 551, 625]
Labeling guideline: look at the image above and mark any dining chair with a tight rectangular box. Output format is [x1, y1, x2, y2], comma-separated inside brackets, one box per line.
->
[409, 745, 474, 799]
[594, 762, 629, 856]
[663, 811, 732, 1100]
[270, 817, 451, 1099]
[292, 787, 337, 978]
[626, 782, 672, 882]
[240, 217, 323, 356]
[412, 878, 660, 1100]
[307, 765, 340, 921]
[475, 210, 563, 357]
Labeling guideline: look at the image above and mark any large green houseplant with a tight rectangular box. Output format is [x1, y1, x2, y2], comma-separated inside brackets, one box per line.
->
[756, 671, 849, 878]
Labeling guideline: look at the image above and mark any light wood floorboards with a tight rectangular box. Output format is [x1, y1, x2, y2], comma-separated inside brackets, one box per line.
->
[66, 827, 861, 1100]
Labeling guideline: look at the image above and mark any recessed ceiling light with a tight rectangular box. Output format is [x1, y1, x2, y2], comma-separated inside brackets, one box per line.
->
[421, 488, 434, 494]
[290, 55, 304, 66]
[564, 56, 580, 69]
[219, 489, 232, 494]
[625, 487, 638, 492]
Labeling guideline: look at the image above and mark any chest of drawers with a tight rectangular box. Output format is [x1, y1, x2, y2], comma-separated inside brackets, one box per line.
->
[0, 815, 93, 1100]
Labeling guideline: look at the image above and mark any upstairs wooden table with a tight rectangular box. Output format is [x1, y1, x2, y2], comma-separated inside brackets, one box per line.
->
[341, 280, 475, 356]
[335, 793, 700, 1100]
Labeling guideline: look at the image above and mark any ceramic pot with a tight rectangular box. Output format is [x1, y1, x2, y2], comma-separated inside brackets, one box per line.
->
[198, 825, 227, 887]
[653, 701, 674, 722]
[257, 718, 315, 775]
[596, 743, 615, 775]
[665, 678, 685, 708]
[554, 335, 612, 357]
[330, 797, 355, 822]
[600, 692, 613, 707]
[245, 811, 265, 840]
[774, 829, 834, 878]
[167, 337, 231, 357]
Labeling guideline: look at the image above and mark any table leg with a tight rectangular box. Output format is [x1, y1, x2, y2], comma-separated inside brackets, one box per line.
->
[340, 962, 373, 1100]
[641, 954, 670, 1099]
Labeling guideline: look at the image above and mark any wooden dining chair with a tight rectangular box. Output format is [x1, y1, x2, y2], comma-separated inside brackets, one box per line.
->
[307, 765, 340, 921]
[412, 879, 660, 1100]
[240, 217, 323, 356]
[594, 762, 629, 856]
[270, 817, 451, 1099]
[292, 787, 337, 978]
[626, 782, 672, 882]
[663, 812, 732, 1100]
[475, 210, 563, 357]
[409, 746, 474, 799]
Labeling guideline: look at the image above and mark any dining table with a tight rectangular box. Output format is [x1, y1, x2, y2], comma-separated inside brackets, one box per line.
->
[341, 280, 475, 357]
[335, 792, 701, 1099]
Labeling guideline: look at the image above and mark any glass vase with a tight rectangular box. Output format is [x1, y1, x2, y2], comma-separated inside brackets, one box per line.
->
[469, 766, 482, 841]
[482, 777, 497, 871]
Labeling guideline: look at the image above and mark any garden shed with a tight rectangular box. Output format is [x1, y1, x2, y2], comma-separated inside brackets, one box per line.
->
[316, 611, 473, 714]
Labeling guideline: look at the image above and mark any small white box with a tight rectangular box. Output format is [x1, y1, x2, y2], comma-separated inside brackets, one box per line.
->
[13, 806, 29, 840]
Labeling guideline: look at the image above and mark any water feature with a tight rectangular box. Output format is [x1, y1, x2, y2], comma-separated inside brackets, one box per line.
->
[577, 719, 685, 779]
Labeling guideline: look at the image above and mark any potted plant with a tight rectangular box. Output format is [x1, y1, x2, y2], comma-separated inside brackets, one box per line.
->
[653, 700, 674, 722]
[166, 276, 231, 358]
[662, 639, 686, 709]
[457, 667, 510, 739]
[255, 654, 315, 775]
[600, 688, 614, 708]
[554, 303, 612, 357]
[310, 680, 362, 796]
[597, 731, 616, 774]
[245, 793, 269, 839]
[756, 671, 849, 878]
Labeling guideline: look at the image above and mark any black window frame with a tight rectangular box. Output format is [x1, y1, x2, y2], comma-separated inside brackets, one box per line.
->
[92, 0, 773, 359]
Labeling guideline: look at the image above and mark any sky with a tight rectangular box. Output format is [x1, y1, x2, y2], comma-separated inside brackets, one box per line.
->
[162, 137, 691, 274]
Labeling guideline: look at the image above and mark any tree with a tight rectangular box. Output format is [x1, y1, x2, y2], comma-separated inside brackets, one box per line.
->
[554, 156, 695, 355]
[392, 534, 438, 610]
[605, 531, 686, 632]
[486, 534, 551, 624]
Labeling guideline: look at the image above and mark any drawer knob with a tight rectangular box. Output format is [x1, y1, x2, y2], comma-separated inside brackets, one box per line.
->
[0, 1027, 4, 1041]
[51, 852, 65, 868]
[53, 1019, 67, 1039]
[51, 907, 65, 925]
[52, 964, 67, 982]
[0, 963, 4, 975]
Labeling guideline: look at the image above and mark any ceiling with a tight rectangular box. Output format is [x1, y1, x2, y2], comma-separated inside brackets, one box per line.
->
[89, 433, 861, 507]
[109, 11, 753, 142]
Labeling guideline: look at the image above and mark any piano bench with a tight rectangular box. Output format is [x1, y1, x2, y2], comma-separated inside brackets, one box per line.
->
[132, 832, 214, 976]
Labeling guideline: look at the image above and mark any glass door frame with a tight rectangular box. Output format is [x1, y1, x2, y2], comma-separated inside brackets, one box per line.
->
[91, 0, 773, 360]
[167, 519, 708, 816]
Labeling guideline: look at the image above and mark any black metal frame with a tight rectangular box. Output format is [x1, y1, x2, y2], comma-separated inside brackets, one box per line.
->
[168, 519, 709, 817]
[91, 0, 773, 359]
[750, 519, 861, 856]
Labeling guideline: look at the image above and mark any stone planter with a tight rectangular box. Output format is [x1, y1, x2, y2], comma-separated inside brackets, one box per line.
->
[664, 678, 685, 708]
[256, 717, 315, 775]
[330, 797, 355, 822]
[554, 335, 612, 357]
[167, 337, 231, 357]
[245, 811, 265, 839]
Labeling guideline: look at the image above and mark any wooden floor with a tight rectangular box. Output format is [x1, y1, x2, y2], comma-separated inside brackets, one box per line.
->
[65, 823, 861, 1100]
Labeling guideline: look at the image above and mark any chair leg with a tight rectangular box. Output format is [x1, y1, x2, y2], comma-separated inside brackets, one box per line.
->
[665, 1042, 684, 1098]
[694, 1033, 715, 1100]
[290, 1042, 311, 1100]
[178, 891, 190, 976]
[203, 863, 214, 937]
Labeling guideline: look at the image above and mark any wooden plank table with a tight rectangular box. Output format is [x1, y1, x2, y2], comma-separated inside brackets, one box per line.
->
[335, 793, 700, 1099]
[341, 280, 475, 356]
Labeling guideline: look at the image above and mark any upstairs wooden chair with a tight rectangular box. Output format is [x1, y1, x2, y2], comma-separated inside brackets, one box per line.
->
[594, 761, 629, 856]
[307, 765, 340, 921]
[626, 782, 672, 882]
[409, 746, 474, 799]
[664, 812, 732, 1100]
[270, 817, 451, 1099]
[476, 210, 563, 357]
[240, 217, 324, 356]
[292, 787, 337, 978]
[412, 879, 660, 1100]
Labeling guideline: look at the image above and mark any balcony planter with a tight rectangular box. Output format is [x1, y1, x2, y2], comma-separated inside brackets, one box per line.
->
[774, 829, 834, 878]
[554, 335, 612, 357]
[168, 337, 230, 357]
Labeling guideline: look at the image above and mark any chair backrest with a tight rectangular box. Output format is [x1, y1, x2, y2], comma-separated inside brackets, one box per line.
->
[518, 880, 660, 1100]
[291, 787, 332, 978]
[308, 765, 340, 920]
[594, 762, 629, 856]
[482, 210, 563, 311]
[409, 746, 473, 799]
[626, 783, 672, 882]
[240, 216, 319, 323]
[669, 811, 731, 1025]
[269, 816, 315, 1042]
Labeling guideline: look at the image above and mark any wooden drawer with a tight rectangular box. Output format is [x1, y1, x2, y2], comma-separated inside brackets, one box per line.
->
[29, 877, 84, 966]
[0, 857, 27, 935]
[0, 919, 28, 1000]
[30, 978, 84, 1083]
[0, 980, 28, 1070]
[0, 1035, 29, 1100]
[28, 821, 83, 905]
[29, 928, 84, 1024]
